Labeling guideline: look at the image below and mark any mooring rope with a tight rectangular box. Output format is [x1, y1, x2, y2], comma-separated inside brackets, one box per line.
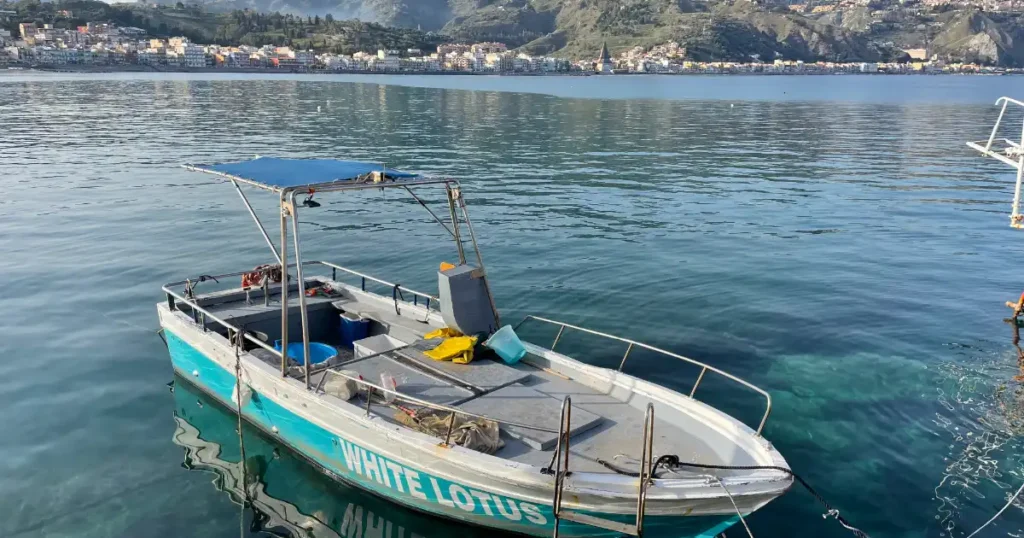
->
[964, 480, 1024, 538]
[233, 330, 249, 537]
[598, 455, 870, 538]
[713, 476, 755, 538]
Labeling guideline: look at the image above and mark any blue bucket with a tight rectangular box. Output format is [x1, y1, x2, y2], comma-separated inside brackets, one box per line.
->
[484, 325, 527, 365]
[274, 340, 337, 366]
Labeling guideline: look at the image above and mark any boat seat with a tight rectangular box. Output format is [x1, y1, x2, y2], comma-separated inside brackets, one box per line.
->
[456, 385, 604, 450]
[393, 339, 530, 396]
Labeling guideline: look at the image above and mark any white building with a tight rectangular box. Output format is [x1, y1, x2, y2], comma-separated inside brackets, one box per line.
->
[182, 44, 204, 67]
[139, 48, 163, 64]
[295, 50, 314, 67]
[375, 49, 400, 71]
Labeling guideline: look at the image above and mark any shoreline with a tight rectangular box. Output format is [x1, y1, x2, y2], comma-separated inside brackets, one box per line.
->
[7, 63, 1020, 76]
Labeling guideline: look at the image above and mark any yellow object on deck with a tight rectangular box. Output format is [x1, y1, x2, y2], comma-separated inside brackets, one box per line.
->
[424, 327, 462, 340]
[440, 262, 456, 272]
[424, 335, 478, 364]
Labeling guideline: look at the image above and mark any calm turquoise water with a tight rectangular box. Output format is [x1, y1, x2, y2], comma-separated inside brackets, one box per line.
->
[2, 72, 1024, 538]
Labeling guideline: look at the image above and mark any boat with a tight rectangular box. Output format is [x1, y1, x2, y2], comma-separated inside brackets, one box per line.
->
[157, 156, 792, 538]
[967, 96, 1024, 228]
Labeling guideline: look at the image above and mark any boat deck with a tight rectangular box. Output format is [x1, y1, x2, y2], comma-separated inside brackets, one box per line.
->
[190, 278, 759, 475]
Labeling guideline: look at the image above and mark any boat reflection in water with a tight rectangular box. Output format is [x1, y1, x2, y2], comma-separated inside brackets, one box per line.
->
[171, 374, 513, 538]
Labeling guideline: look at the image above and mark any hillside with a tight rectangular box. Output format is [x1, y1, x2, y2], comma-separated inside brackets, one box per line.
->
[6, 0, 1024, 64]
[0, 0, 445, 53]
[136, 0, 1024, 64]
[931, 10, 1024, 66]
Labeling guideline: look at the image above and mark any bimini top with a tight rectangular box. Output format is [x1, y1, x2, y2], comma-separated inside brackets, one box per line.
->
[185, 156, 420, 193]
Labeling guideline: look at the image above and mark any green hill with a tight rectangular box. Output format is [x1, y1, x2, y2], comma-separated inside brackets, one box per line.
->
[0, 0, 445, 53]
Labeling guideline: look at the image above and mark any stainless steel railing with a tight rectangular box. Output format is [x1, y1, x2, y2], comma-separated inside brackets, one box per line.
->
[163, 260, 439, 311]
[162, 285, 286, 361]
[966, 96, 1024, 229]
[514, 315, 772, 435]
[315, 261, 439, 311]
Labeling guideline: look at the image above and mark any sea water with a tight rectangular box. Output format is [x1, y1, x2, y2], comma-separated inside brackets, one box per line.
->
[1, 72, 1023, 538]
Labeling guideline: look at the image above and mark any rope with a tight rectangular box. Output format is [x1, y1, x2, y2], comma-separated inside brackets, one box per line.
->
[713, 476, 755, 538]
[597, 455, 870, 538]
[233, 329, 249, 536]
[392, 284, 404, 315]
[964, 481, 1024, 538]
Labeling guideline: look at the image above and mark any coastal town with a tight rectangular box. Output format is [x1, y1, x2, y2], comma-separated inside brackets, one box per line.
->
[1, 17, 1022, 75]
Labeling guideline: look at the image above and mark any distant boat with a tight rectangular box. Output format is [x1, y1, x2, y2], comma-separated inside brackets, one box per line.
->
[158, 156, 791, 537]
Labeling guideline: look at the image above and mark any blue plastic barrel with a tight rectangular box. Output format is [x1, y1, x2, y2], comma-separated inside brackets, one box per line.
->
[339, 312, 370, 349]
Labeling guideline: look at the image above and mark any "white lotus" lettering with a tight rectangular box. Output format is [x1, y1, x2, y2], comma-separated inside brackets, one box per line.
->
[338, 438, 547, 526]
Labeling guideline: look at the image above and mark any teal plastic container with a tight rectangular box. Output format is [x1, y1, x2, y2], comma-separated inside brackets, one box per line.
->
[484, 325, 527, 364]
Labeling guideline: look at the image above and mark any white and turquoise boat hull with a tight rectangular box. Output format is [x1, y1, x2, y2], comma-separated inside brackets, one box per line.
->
[159, 304, 788, 538]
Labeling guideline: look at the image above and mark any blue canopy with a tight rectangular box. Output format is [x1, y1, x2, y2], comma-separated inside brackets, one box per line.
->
[187, 156, 419, 191]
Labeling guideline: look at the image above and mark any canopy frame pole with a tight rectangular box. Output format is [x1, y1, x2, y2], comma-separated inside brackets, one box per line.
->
[231, 179, 282, 265]
[1014, 117, 1024, 228]
[454, 184, 500, 328]
[986, 99, 1010, 152]
[445, 183, 467, 264]
[279, 191, 289, 377]
[405, 186, 455, 238]
[289, 191, 313, 391]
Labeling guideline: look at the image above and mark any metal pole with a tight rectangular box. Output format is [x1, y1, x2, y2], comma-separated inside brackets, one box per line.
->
[618, 342, 634, 372]
[231, 179, 283, 265]
[636, 403, 654, 536]
[690, 366, 707, 398]
[1014, 117, 1024, 228]
[444, 412, 457, 446]
[279, 191, 289, 378]
[289, 192, 312, 391]
[455, 187, 500, 327]
[987, 100, 1009, 152]
[551, 325, 566, 351]
[551, 396, 571, 538]
[405, 186, 455, 238]
[445, 184, 467, 264]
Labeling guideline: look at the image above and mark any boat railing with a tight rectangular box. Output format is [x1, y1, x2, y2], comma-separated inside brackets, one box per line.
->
[967, 96, 1024, 228]
[162, 284, 288, 362]
[514, 315, 772, 436]
[315, 261, 440, 311]
[966, 96, 1024, 167]
[163, 261, 439, 312]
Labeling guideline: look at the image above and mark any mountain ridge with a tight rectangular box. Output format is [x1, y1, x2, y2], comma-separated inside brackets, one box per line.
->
[124, 0, 1024, 65]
